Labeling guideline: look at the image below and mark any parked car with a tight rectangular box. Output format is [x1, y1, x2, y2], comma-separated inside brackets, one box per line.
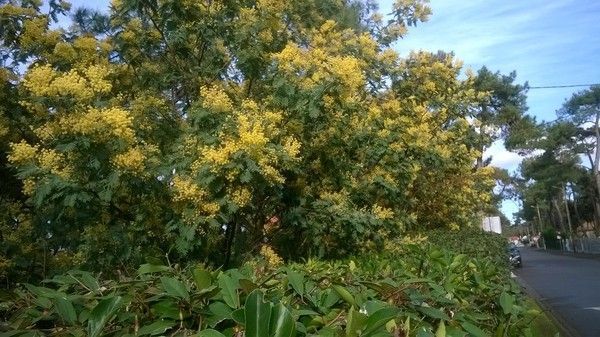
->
[508, 245, 522, 268]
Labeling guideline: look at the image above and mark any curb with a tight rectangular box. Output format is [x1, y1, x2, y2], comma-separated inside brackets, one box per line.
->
[513, 273, 579, 337]
[531, 247, 600, 261]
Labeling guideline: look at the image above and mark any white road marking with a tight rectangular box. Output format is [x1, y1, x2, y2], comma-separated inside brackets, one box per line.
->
[583, 307, 600, 311]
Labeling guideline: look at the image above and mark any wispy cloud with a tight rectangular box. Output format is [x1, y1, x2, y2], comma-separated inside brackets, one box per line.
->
[381, 0, 600, 121]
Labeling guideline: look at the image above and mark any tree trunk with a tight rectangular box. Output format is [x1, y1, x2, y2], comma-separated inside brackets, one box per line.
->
[553, 197, 566, 234]
[593, 110, 600, 233]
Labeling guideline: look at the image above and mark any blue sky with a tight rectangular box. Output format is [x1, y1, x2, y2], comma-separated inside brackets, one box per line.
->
[65, 0, 600, 220]
[379, 0, 600, 219]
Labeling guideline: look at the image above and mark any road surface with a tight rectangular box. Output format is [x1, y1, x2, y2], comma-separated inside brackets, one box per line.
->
[515, 248, 600, 337]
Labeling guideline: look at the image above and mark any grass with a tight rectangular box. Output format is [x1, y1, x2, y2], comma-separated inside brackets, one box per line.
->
[525, 298, 563, 337]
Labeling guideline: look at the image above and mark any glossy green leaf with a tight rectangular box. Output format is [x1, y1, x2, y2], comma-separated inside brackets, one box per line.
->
[87, 296, 123, 337]
[460, 322, 488, 337]
[192, 267, 212, 290]
[417, 306, 450, 321]
[207, 301, 233, 327]
[435, 320, 446, 337]
[54, 296, 77, 325]
[270, 303, 295, 337]
[245, 290, 272, 337]
[137, 320, 176, 336]
[197, 330, 227, 337]
[239, 278, 258, 294]
[287, 269, 304, 296]
[160, 276, 189, 301]
[332, 285, 356, 307]
[231, 308, 245, 325]
[218, 273, 239, 308]
[499, 292, 514, 315]
[346, 306, 367, 337]
[362, 307, 399, 337]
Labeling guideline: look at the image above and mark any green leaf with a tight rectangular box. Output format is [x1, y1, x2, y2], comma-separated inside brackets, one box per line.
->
[239, 279, 258, 294]
[0, 330, 31, 337]
[24, 284, 58, 298]
[346, 306, 367, 337]
[245, 290, 272, 337]
[446, 326, 467, 337]
[417, 306, 450, 321]
[197, 330, 227, 337]
[54, 296, 77, 325]
[160, 277, 189, 301]
[499, 292, 514, 315]
[152, 300, 180, 320]
[218, 273, 240, 309]
[270, 303, 295, 337]
[417, 328, 435, 337]
[435, 320, 446, 337]
[207, 302, 233, 327]
[231, 308, 245, 324]
[137, 320, 176, 336]
[87, 296, 123, 337]
[332, 285, 356, 307]
[362, 307, 399, 337]
[287, 269, 304, 296]
[460, 322, 488, 337]
[138, 264, 171, 275]
[192, 267, 212, 290]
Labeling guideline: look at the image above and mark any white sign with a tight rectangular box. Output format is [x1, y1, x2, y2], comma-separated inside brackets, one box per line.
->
[481, 216, 502, 234]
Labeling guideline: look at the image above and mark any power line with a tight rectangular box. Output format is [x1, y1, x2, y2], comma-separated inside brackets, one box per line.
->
[529, 83, 600, 89]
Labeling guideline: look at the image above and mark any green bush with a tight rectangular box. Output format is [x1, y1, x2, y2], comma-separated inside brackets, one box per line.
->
[421, 228, 509, 267]
[0, 240, 537, 337]
[541, 228, 560, 250]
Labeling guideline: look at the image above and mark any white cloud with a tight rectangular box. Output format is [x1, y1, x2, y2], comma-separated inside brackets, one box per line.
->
[484, 140, 522, 172]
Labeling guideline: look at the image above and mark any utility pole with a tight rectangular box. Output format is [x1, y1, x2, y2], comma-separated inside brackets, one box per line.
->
[563, 184, 574, 251]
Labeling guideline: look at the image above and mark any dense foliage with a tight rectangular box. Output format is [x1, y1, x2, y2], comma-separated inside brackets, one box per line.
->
[0, 0, 519, 283]
[1, 231, 537, 337]
[513, 86, 600, 237]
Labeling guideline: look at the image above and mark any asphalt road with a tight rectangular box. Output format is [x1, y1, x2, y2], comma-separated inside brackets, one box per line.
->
[515, 248, 600, 337]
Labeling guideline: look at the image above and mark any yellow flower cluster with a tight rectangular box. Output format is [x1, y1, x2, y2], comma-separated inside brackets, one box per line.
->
[372, 205, 394, 220]
[52, 42, 77, 63]
[38, 149, 70, 178]
[260, 245, 283, 267]
[172, 176, 207, 203]
[24, 63, 112, 103]
[274, 43, 306, 73]
[282, 137, 301, 158]
[23, 64, 55, 96]
[49, 69, 94, 100]
[320, 191, 347, 204]
[113, 147, 146, 172]
[329, 56, 364, 89]
[171, 176, 219, 215]
[201, 141, 239, 167]
[200, 86, 233, 113]
[20, 17, 60, 51]
[85, 65, 112, 94]
[22, 179, 37, 196]
[8, 141, 38, 164]
[230, 188, 252, 207]
[238, 115, 268, 151]
[258, 158, 285, 184]
[64, 107, 135, 144]
[34, 124, 56, 141]
[201, 202, 221, 215]
[100, 107, 135, 141]
[257, 0, 286, 12]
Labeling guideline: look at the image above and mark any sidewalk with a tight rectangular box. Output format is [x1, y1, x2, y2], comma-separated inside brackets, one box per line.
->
[532, 247, 600, 261]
